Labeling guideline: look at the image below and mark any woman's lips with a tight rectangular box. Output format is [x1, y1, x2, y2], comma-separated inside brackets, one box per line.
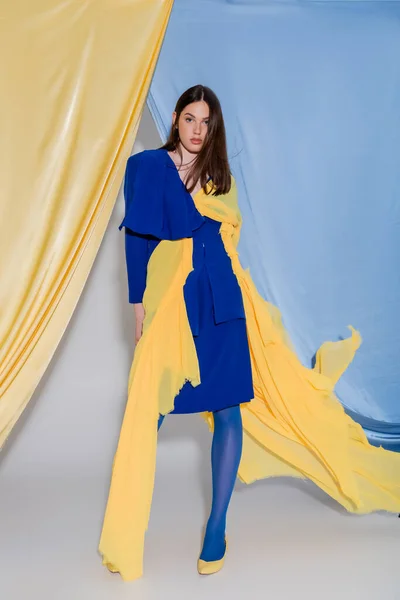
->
[191, 138, 202, 145]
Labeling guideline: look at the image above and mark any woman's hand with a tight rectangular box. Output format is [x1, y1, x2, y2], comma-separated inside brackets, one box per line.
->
[133, 302, 145, 345]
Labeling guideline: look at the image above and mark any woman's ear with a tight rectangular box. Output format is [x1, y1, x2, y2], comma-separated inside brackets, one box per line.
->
[172, 111, 177, 128]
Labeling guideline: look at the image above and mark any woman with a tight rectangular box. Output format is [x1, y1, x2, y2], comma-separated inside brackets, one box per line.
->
[99, 85, 400, 581]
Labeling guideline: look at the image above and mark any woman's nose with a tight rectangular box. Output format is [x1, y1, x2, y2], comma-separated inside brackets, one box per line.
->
[193, 121, 201, 135]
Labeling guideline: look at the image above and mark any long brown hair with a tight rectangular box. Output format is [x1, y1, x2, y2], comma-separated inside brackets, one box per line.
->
[161, 85, 231, 196]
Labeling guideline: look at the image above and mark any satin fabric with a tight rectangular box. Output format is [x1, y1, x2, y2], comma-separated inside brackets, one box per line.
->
[99, 179, 400, 581]
[0, 0, 174, 446]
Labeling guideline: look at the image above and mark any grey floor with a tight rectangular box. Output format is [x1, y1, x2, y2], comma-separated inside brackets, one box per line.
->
[1, 414, 399, 600]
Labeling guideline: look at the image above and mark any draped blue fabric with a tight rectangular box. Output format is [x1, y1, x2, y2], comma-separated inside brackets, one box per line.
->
[147, 0, 400, 450]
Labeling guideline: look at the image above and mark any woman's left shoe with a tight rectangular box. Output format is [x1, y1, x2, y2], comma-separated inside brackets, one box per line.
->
[197, 538, 228, 575]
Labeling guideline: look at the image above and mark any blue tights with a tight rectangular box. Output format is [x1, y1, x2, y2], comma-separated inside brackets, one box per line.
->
[157, 405, 243, 561]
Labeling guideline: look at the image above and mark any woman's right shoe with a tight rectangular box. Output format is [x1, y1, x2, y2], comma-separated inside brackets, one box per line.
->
[197, 538, 228, 575]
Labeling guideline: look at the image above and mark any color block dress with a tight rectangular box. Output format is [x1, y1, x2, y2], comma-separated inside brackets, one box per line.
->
[100, 148, 400, 583]
[119, 148, 254, 414]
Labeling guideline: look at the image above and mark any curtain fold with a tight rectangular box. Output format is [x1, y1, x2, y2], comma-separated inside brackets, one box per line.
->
[148, 0, 400, 448]
[0, 0, 174, 447]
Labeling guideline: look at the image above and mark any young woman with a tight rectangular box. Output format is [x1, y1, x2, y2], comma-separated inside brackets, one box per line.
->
[99, 85, 400, 581]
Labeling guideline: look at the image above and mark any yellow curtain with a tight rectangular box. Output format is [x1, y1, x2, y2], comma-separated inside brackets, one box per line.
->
[0, 0, 174, 447]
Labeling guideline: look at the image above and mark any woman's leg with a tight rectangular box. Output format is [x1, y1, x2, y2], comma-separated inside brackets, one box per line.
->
[200, 404, 243, 561]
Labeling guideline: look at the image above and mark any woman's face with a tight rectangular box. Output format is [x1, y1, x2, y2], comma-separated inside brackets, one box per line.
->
[173, 101, 210, 154]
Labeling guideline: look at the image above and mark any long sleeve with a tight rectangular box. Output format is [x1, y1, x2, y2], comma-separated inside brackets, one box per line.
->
[124, 229, 150, 304]
[120, 154, 159, 304]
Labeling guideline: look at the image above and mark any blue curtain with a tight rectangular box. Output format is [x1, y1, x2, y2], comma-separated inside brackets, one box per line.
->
[148, 0, 400, 450]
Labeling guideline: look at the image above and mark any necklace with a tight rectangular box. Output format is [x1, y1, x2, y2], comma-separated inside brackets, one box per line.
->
[172, 150, 196, 170]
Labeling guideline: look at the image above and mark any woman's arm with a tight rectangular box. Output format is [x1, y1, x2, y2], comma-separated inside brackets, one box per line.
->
[125, 229, 149, 344]
[125, 229, 149, 304]
[133, 302, 145, 345]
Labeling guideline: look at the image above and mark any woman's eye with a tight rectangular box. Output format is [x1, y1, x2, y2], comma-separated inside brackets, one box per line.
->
[204, 121, 209, 126]
[186, 118, 193, 123]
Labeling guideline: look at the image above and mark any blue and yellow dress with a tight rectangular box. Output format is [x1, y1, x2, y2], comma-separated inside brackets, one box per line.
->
[119, 148, 254, 414]
[99, 147, 400, 582]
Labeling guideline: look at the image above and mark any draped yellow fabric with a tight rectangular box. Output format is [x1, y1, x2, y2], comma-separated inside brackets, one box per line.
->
[99, 179, 400, 581]
[0, 0, 174, 446]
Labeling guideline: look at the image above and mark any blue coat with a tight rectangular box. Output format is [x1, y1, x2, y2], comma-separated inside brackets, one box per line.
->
[119, 148, 246, 334]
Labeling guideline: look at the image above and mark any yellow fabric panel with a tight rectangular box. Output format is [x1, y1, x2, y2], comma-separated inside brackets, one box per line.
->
[0, 0, 174, 446]
[99, 178, 400, 581]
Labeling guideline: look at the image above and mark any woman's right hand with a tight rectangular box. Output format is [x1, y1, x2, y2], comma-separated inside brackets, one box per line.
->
[133, 302, 145, 345]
